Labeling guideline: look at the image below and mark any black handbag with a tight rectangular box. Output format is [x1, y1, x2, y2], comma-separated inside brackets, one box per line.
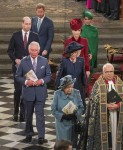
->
[75, 121, 85, 134]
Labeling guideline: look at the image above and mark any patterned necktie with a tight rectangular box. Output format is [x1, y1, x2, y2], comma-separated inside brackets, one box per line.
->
[37, 18, 42, 32]
[32, 59, 37, 72]
[24, 32, 27, 49]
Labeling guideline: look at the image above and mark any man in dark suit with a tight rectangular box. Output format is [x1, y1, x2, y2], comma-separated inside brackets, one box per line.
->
[16, 41, 51, 144]
[31, 3, 54, 58]
[7, 16, 39, 122]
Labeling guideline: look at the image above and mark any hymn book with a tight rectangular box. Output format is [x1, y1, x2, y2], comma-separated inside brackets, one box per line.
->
[107, 89, 122, 104]
[25, 69, 38, 82]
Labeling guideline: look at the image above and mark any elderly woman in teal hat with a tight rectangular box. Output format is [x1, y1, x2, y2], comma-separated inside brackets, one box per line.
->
[81, 11, 98, 77]
[51, 75, 84, 149]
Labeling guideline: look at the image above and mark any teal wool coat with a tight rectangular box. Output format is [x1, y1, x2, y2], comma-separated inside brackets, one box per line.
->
[51, 89, 84, 142]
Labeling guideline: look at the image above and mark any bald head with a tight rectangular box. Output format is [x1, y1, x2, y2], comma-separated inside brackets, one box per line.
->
[22, 16, 31, 32]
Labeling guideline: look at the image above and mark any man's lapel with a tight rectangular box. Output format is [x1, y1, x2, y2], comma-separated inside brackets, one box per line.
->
[19, 31, 24, 48]
[26, 56, 33, 71]
[35, 17, 38, 32]
[28, 32, 32, 45]
[36, 56, 41, 74]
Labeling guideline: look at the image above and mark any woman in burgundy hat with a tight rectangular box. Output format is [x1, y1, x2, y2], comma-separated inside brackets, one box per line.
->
[63, 18, 90, 79]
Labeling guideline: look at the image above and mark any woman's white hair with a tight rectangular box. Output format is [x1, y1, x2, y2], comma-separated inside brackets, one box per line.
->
[102, 63, 114, 72]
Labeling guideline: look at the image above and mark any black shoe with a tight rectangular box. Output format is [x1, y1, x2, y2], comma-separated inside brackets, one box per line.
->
[13, 116, 18, 122]
[103, 13, 110, 18]
[108, 15, 114, 20]
[112, 17, 119, 20]
[23, 136, 32, 143]
[38, 138, 48, 145]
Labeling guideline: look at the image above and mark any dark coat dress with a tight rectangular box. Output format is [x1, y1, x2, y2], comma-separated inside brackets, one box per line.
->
[63, 36, 90, 72]
[55, 57, 86, 102]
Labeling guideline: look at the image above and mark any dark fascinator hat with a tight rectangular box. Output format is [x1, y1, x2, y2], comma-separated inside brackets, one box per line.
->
[58, 75, 76, 89]
[64, 41, 84, 54]
[70, 18, 82, 30]
[83, 11, 93, 20]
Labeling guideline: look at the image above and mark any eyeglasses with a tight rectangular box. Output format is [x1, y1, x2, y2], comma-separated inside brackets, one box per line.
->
[104, 71, 114, 73]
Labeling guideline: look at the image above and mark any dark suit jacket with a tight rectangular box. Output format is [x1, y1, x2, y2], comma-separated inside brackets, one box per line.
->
[15, 55, 51, 101]
[31, 16, 54, 54]
[7, 30, 39, 72]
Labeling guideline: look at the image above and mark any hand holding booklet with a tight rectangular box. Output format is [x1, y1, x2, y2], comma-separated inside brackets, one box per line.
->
[62, 101, 77, 115]
[25, 69, 38, 82]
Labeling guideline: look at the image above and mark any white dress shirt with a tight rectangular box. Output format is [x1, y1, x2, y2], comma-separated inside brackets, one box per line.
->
[22, 30, 29, 42]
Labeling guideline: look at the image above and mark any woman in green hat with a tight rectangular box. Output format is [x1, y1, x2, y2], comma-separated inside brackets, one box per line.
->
[81, 11, 98, 77]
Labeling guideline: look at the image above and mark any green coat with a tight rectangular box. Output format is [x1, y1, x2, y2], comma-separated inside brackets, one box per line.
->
[81, 24, 98, 73]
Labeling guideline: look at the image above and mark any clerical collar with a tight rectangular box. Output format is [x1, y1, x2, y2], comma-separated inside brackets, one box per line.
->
[105, 78, 115, 84]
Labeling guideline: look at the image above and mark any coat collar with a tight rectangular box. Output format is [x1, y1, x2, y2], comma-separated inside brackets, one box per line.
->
[60, 89, 74, 100]
[105, 78, 115, 84]
[71, 36, 81, 43]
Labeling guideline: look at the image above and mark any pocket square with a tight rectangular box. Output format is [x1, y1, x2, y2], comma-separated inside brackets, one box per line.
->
[40, 66, 45, 69]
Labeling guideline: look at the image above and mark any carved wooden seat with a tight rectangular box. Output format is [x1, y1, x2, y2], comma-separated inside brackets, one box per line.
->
[104, 44, 123, 80]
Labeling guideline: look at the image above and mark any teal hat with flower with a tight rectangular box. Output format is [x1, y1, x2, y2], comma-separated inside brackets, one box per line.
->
[83, 11, 93, 20]
[58, 75, 76, 89]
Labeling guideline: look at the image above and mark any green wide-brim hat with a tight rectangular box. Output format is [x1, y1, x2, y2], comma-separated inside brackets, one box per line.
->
[83, 11, 93, 20]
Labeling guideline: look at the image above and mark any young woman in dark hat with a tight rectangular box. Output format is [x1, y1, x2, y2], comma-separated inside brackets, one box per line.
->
[51, 75, 84, 149]
[55, 41, 86, 110]
[63, 18, 90, 78]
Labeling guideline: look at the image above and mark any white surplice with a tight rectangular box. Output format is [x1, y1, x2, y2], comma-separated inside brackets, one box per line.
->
[108, 81, 117, 150]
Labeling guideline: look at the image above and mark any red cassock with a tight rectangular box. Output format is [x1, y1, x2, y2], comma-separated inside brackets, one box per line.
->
[63, 36, 90, 71]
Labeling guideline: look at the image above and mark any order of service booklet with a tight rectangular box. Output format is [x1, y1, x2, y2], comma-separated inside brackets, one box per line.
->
[62, 101, 77, 114]
[25, 69, 38, 82]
